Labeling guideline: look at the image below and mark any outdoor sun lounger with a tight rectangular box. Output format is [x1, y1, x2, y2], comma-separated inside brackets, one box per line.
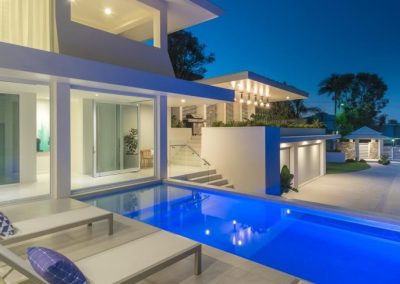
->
[0, 231, 202, 284]
[0, 206, 114, 246]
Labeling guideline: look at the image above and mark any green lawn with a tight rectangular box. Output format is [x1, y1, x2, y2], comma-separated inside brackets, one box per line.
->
[326, 162, 371, 174]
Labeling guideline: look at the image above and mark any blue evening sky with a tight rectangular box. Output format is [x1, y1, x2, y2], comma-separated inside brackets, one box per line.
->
[188, 0, 400, 120]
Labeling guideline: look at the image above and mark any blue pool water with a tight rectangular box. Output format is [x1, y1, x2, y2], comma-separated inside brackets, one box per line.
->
[83, 184, 400, 283]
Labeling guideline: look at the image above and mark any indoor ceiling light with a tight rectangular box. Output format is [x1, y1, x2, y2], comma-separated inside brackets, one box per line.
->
[104, 7, 112, 15]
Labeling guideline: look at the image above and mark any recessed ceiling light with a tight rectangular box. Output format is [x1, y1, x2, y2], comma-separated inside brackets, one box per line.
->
[95, 94, 99, 97]
[286, 96, 290, 100]
[104, 8, 112, 15]
[180, 99, 186, 103]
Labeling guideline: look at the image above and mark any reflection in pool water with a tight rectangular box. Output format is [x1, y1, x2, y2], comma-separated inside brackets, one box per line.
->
[84, 184, 400, 284]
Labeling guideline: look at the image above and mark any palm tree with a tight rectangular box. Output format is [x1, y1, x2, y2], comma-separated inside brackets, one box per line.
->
[318, 74, 354, 117]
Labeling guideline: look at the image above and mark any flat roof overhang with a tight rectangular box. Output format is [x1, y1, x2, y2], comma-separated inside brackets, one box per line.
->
[280, 134, 341, 143]
[198, 71, 309, 102]
[0, 42, 234, 102]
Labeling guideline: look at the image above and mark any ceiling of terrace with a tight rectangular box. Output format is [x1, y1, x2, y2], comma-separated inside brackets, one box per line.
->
[70, 0, 222, 42]
[71, 0, 153, 39]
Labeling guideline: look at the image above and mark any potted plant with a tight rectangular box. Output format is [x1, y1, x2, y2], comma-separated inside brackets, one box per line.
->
[280, 165, 298, 195]
[124, 128, 139, 169]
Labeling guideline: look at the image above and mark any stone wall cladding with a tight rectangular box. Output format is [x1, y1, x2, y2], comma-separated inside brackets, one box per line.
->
[369, 140, 379, 159]
[338, 142, 355, 159]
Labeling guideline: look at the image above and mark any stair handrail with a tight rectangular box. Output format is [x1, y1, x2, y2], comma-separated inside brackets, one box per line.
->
[169, 144, 211, 166]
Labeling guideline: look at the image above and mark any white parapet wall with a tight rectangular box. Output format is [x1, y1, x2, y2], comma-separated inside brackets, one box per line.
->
[201, 127, 280, 196]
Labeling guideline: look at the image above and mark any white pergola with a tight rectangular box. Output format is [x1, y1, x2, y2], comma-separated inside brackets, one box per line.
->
[345, 126, 390, 160]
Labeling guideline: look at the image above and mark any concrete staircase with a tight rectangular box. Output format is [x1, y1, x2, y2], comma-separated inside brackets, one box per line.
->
[185, 169, 235, 189]
[169, 136, 234, 189]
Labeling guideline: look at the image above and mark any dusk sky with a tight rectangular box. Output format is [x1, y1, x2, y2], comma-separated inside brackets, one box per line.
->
[188, 0, 400, 120]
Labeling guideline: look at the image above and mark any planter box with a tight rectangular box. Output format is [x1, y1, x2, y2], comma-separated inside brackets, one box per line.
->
[327, 152, 346, 163]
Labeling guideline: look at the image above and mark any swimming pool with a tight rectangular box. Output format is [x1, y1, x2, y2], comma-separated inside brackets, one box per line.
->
[83, 184, 400, 283]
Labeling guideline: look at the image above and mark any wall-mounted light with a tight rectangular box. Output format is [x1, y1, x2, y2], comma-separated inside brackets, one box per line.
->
[265, 85, 270, 97]
[239, 93, 244, 104]
[265, 98, 270, 108]
[247, 93, 251, 105]
[254, 95, 258, 106]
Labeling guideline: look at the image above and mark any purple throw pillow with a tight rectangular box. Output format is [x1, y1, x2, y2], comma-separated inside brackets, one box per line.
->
[27, 247, 87, 284]
[0, 212, 16, 237]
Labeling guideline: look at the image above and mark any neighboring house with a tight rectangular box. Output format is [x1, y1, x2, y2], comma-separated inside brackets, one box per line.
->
[0, 0, 233, 202]
[340, 126, 389, 160]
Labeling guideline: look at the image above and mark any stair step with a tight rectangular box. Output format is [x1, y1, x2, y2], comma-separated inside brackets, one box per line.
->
[189, 174, 222, 183]
[208, 179, 229, 186]
[224, 184, 235, 189]
[184, 169, 217, 179]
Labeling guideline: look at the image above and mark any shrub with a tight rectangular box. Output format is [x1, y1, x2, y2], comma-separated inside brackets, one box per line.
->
[378, 154, 390, 165]
[280, 165, 298, 194]
[346, 159, 356, 163]
[359, 159, 367, 163]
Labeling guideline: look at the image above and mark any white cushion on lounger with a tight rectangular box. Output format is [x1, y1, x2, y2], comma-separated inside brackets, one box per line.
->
[76, 231, 199, 284]
[1, 206, 112, 243]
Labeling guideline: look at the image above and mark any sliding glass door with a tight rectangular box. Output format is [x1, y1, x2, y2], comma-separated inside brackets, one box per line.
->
[0, 94, 19, 186]
[94, 102, 139, 176]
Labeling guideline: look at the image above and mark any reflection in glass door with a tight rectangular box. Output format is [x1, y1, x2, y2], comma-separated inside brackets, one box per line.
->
[0, 94, 19, 185]
[94, 102, 139, 176]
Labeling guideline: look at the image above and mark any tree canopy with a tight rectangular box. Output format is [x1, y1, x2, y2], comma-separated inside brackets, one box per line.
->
[319, 72, 388, 135]
[168, 30, 215, 81]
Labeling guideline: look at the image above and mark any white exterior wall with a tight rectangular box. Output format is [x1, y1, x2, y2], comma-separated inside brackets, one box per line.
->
[202, 127, 280, 196]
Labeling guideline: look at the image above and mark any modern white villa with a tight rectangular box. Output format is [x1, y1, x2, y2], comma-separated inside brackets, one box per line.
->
[0, 1, 399, 284]
[0, 0, 235, 203]
[0, 0, 340, 203]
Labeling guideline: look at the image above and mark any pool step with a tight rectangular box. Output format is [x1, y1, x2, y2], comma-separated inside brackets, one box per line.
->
[189, 174, 222, 183]
[185, 169, 217, 179]
[208, 179, 229, 186]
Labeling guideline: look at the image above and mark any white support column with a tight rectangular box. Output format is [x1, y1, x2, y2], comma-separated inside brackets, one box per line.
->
[50, 81, 71, 199]
[179, 106, 183, 121]
[355, 139, 360, 160]
[157, 95, 168, 180]
[320, 140, 326, 175]
[292, 144, 299, 188]
[153, 8, 167, 49]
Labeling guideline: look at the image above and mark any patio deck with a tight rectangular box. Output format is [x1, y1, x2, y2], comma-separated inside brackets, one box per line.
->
[0, 198, 303, 284]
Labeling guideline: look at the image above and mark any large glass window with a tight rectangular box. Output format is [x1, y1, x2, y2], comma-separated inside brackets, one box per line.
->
[0, 81, 50, 203]
[0, 0, 51, 51]
[71, 89, 155, 191]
